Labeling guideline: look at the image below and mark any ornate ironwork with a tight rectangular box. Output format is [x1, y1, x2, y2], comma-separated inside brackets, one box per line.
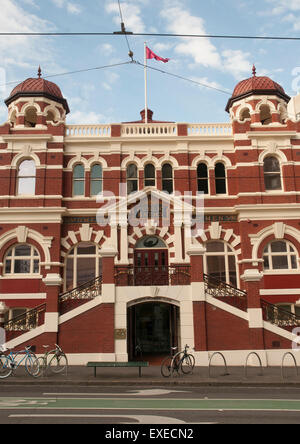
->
[261, 299, 300, 330]
[204, 274, 248, 312]
[114, 265, 191, 287]
[59, 276, 103, 303]
[4, 304, 46, 332]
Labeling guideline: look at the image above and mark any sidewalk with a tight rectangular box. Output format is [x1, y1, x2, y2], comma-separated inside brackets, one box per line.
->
[1, 365, 300, 386]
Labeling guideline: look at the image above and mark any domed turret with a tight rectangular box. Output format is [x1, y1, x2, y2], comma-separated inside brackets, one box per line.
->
[5, 67, 69, 114]
[4, 68, 69, 128]
[226, 66, 290, 113]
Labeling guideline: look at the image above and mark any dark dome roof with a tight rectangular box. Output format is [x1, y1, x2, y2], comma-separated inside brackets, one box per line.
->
[226, 67, 290, 112]
[5, 72, 69, 114]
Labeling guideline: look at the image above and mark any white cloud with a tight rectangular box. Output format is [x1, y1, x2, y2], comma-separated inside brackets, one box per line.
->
[67, 110, 110, 124]
[51, 0, 82, 14]
[105, 1, 146, 33]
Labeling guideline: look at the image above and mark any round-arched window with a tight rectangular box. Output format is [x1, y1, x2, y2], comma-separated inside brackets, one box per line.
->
[263, 241, 298, 271]
[65, 243, 102, 291]
[4, 244, 40, 275]
[205, 241, 237, 287]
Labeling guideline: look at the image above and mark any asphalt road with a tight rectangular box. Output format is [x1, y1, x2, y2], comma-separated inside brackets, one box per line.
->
[1, 385, 300, 426]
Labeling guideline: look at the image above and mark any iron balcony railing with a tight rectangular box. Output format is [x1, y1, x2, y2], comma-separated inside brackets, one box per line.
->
[114, 265, 191, 287]
[59, 276, 102, 303]
[4, 303, 46, 332]
[261, 299, 300, 331]
[204, 274, 248, 312]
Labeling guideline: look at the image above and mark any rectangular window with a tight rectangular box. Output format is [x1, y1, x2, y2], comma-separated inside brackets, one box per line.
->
[14, 259, 30, 274]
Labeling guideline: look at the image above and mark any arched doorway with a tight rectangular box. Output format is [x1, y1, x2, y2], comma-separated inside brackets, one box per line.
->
[127, 301, 180, 361]
[134, 236, 169, 286]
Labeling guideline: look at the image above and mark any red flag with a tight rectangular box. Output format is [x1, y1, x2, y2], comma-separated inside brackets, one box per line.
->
[146, 46, 170, 63]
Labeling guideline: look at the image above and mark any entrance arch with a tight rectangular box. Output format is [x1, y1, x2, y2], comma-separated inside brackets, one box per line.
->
[127, 300, 180, 361]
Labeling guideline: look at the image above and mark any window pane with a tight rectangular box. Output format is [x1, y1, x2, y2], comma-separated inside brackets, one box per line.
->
[74, 165, 84, 178]
[91, 180, 102, 196]
[272, 256, 288, 269]
[77, 258, 95, 285]
[14, 259, 30, 274]
[264, 157, 280, 173]
[162, 164, 173, 179]
[77, 244, 96, 255]
[33, 260, 39, 274]
[228, 255, 237, 287]
[197, 164, 208, 178]
[18, 160, 36, 177]
[145, 164, 155, 178]
[5, 260, 11, 274]
[18, 177, 36, 195]
[263, 256, 270, 270]
[198, 179, 209, 194]
[264, 174, 281, 190]
[206, 242, 225, 253]
[73, 180, 84, 196]
[127, 179, 138, 194]
[291, 255, 297, 269]
[271, 241, 287, 253]
[66, 257, 74, 290]
[207, 256, 226, 282]
[162, 179, 173, 194]
[91, 164, 102, 179]
[127, 164, 138, 179]
[15, 245, 31, 257]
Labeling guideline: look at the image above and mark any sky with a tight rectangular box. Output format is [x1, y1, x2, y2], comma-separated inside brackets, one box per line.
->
[0, 0, 300, 125]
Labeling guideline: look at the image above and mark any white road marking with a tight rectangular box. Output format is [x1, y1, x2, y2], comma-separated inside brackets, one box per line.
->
[43, 389, 189, 397]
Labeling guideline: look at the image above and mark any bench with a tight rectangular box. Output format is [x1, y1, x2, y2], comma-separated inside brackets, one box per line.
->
[87, 361, 149, 378]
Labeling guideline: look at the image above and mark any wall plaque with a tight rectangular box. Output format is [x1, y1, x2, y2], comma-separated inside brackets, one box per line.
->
[115, 329, 127, 340]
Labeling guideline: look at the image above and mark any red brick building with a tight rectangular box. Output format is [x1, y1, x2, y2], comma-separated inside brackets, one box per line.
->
[0, 67, 300, 366]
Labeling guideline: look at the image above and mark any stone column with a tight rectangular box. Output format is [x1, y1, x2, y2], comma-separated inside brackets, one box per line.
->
[187, 244, 207, 354]
[0, 302, 8, 328]
[42, 273, 63, 343]
[241, 269, 265, 352]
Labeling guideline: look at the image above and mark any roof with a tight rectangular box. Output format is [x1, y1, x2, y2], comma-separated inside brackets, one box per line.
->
[5, 74, 70, 114]
[226, 67, 290, 112]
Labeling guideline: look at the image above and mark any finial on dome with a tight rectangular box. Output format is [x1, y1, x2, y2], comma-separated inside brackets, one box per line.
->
[37, 66, 42, 79]
[252, 64, 256, 77]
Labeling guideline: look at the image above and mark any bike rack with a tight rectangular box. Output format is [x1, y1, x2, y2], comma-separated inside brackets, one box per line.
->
[281, 352, 298, 380]
[209, 352, 230, 378]
[245, 352, 264, 378]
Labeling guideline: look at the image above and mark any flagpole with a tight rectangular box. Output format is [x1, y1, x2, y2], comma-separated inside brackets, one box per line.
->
[144, 42, 148, 124]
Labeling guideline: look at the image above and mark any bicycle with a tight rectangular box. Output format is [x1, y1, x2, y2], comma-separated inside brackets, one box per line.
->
[0, 346, 40, 379]
[37, 344, 68, 377]
[161, 345, 195, 378]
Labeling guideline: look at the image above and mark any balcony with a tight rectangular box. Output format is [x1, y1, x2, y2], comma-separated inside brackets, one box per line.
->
[114, 265, 191, 287]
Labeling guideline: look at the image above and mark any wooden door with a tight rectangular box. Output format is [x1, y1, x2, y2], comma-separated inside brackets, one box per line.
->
[134, 249, 169, 286]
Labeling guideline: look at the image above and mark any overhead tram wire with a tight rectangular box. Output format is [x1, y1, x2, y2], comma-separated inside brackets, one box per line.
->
[1, 32, 300, 41]
[134, 60, 232, 95]
[115, 0, 134, 60]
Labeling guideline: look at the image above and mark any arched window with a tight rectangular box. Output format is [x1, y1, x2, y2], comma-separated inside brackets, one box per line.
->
[90, 164, 103, 196]
[205, 241, 237, 287]
[17, 159, 36, 196]
[260, 105, 272, 125]
[197, 163, 209, 194]
[65, 243, 102, 291]
[215, 163, 227, 195]
[144, 163, 156, 187]
[4, 244, 40, 275]
[24, 107, 37, 128]
[127, 164, 138, 195]
[264, 157, 282, 191]
[263, 241, 298, 271]
[73, 164, 85, 196]
[240, 108, 250, 122]
[162, 163, 173, 194]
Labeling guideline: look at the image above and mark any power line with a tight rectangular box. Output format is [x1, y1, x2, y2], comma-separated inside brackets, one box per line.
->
[0, 31, 300, 41]
[134, 60, 231, 95]
[0, 61, 133, 89]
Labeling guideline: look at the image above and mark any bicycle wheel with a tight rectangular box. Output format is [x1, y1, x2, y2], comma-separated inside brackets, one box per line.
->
[35, 357, 46, 377]
[25, 353, 40, 378]
[0, 355, 13, 379]
[181, 354, 195, 375]
[49, 353, 68, 374]
[161, 356, 173, 378]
